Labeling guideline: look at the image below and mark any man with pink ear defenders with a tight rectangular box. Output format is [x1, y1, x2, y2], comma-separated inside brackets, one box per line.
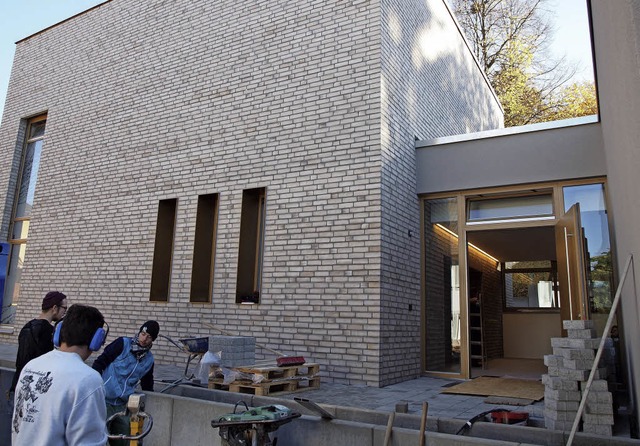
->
[12, 304, 108, 445]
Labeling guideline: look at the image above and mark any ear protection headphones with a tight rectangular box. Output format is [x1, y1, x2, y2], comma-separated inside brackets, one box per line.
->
[54, 321, 109, 352]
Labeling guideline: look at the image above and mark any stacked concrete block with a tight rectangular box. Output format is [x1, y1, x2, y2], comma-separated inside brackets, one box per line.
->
[543, 320, 614, 435]
[208, 336, 256, 368]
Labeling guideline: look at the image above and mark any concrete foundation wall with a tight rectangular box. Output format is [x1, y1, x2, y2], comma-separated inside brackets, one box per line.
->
[2, 366, 638, 445]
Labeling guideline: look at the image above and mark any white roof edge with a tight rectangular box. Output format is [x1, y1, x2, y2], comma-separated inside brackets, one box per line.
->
[416, 115, 600, 148]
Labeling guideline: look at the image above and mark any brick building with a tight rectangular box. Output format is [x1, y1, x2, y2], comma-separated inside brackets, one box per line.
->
[0, 0, 501, 387]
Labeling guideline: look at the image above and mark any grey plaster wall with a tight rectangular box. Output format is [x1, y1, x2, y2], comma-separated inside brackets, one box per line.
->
[590, 0, 640, 433]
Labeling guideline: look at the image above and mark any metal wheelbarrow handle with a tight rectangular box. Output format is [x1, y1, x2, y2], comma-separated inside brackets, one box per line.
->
[107, 411, 154, 441]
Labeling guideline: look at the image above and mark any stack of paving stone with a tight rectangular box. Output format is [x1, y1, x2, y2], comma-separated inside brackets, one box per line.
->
[208, 335, 256, 368]
[543, 320, 614, 435]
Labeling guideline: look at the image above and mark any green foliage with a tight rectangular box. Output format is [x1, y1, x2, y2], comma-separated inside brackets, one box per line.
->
[451, 0, 597, 126]
[543, 81, 599, 122]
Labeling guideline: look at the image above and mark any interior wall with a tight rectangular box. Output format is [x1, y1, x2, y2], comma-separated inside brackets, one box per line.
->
[503, 313, 562, 359]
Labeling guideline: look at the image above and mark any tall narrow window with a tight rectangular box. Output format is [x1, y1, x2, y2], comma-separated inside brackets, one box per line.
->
[190, 194, 219, 303]
[1, 115, 46, 324]
[236, 188, 266, 304]
[150, 199, 177, 302]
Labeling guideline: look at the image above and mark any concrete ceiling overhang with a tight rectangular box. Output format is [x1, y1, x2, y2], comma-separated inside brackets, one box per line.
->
[415, 117, 606, 195]
[467, 226, 556, 262]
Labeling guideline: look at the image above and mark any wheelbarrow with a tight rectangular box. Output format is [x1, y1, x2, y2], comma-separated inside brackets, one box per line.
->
[157, 335, 210, 388]
[178, 337, 209, 379]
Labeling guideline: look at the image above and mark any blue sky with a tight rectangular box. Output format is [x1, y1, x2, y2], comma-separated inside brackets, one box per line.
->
[0, 0, 594, 125]
[0, 0, 106, 124]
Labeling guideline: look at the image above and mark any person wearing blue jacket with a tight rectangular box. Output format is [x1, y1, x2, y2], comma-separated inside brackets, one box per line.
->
[93, 320, 159, 445]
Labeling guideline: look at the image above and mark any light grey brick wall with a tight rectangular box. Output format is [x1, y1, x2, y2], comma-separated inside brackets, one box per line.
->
[378, 0, 502, 385]
[0, 0, 384, 385]
[0, 0, 501, 386]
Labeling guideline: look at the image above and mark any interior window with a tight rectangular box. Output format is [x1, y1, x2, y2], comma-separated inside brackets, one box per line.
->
[503, 260, 558, 309]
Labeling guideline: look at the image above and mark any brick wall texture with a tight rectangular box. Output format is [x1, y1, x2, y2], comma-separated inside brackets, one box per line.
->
[0, 0, 502, 386]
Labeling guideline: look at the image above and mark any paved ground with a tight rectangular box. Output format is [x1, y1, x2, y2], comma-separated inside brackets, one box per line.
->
[151, 361, 546, 422]
[4, 342, 635, 438]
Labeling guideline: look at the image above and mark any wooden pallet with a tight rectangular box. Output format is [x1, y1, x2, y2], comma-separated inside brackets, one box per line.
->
[233, 363, 320, 382]
[209, 377, 320, 396]
[208, 363, 321, 396]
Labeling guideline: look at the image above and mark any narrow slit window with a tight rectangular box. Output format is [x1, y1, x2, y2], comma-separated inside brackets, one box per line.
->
[190, 193, 219, 303]
[150, 199, 177, 302]
[236, 188, 266, 304]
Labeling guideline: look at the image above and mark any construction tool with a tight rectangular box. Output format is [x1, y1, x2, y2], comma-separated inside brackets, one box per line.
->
[211, 401, 301, 446]
[384, 412, 395, 446]
[293, 397, 334, 420]
[202, 322, 306, 366]
[106, 394, 153, 445]
[418, 402, 428, 446]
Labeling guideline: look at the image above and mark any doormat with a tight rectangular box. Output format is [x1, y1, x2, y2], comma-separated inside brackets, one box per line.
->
[441, 376, 544, 401]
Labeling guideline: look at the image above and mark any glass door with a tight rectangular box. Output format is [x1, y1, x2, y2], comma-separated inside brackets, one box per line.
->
[423, 197, 465, 376]
[555, 204, 590, 322]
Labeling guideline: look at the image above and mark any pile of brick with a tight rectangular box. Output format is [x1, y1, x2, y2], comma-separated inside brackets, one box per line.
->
[543, 320, 614, 436]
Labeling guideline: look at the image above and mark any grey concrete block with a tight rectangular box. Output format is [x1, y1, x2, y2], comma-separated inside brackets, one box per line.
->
[543, 355, 564, 368]
[542, 375, 579, 391]
[563, 320, 594, 330]
[582, 423, 613, 436]
[550, 338, 600, 350]
[567, 328, 597, 339]
[544, 408, 579, 421]
[585, 402, 614, 415]
[563, 358, 595, 370]
[547, 367, 589, 381]
[552, 348, 595, 360]
[582, 413, 614, 425]
[545, 388, 582, 401]
[545, 399, 580, 411]
[580, 379, 609, 392]
[585, 391, 613, 404]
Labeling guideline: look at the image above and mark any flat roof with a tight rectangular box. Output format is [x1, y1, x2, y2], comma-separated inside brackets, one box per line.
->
[416, 115, 599, 148]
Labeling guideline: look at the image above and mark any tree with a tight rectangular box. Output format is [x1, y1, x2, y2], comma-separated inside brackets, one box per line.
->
[451, 0, 581, 126]
[542, 81, 598, 122]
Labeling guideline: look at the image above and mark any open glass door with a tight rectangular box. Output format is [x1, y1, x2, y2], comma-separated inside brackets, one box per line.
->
[555, 204, 589, 322]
